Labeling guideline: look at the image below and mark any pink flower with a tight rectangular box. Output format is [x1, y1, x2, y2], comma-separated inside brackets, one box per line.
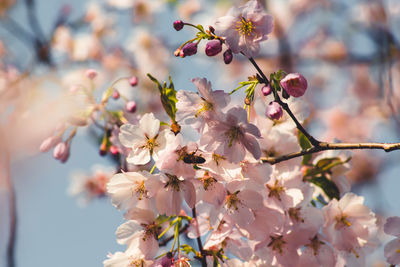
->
[146, 173, 196, 216]
[116, 208, 160, 259]
[384, 216, 400, 265]
[119, 113, 174, 165]
[176, 77, 229, 131]
[214, 0, 274, 58]
[200, 107, 261, 163]
[280, 73, 308, 97]
[322, 192, 377, 251]
[265, 101, 283, 120]
[107, 171, 153, 211]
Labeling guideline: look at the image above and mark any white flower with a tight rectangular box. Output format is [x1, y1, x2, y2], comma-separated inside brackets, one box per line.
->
[119, 113, 174, 165]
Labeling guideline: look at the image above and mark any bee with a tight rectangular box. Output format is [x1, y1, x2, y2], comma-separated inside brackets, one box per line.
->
[182, 148, 206, 164]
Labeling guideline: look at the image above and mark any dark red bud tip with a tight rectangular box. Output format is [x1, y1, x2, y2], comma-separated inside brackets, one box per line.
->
[125, 101, 137, 113]
[128, 76, 138, 87]
[112, 90, 120, 99]
[223, 49, 233, 64]
[173, 20, 184, 31]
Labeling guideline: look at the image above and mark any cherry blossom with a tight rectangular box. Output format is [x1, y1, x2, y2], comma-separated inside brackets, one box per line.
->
[214, 0, 274, 58]
[119, 113, 175, 165]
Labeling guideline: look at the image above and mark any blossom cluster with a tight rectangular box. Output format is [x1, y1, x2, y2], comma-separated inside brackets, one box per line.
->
[33, 0, 398, 266]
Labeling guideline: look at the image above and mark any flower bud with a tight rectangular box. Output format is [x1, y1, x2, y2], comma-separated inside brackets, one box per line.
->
[128, 76, 138, 87]
[266, 101, 283, 120]
[280, 73, 308, 97]
[125, 100, 137, 113]
[109, 145, 119, 155]
[205, 40, 222, 56]
[173, 20, 184, 31]
[40, 136, 61, 152]
[261, 85, 272, 96]
[174, 48, 181, 57]
[85, 69, 97, 80]
[53, 142, 70, 162]
[180, 43, 197, 57]
[111, 90, 120, 99]
[223, 49, 233, 64]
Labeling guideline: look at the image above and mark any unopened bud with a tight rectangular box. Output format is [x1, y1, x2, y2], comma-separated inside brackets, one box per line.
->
[280, 73, 308, 97]
[128, 76, 138, 87]
[244, 97, 251, 105]
[261, 85, 272, 96]
[173, 20, 184, 31]
[85, 69, 98, 80]
[99, 142, 107, 156]
[174, 49, 181, 57]
[181, 43, 197, 57]
[205, 39, 222, 57]
[266, 101, 283, 120]
[125, 101, 137, 113]
[53, 142, 70, 162]
[40, 136, 61, 152]
[109, 145, 119, 155]
[171, 122, 181, 135]
[112, 90, 120, 99]
[223, 49, 233, 64]
[209, 25, 215, 34]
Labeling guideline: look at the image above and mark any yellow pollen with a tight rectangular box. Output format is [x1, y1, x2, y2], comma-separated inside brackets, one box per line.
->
[200, 172, 217, 190]
[336, 215, 352, 228]
[226, 192, 241, 210]
[236, 17, 255, 36]
[142, 222, 159, 241]
[133, 181, 147, 200]
[266, 180, 285, 201]
[129, 258, 144, 267]
[195, 101, 213, 117]
[396, 249, 400, 253]
[212, 153, 226, 166]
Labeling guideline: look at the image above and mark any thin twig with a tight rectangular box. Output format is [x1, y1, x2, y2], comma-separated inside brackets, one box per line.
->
[261, 142, 400, 165]
[159, 224, 189, 247]
[248, 57, 321, 146]
[192, 207, 207, 267]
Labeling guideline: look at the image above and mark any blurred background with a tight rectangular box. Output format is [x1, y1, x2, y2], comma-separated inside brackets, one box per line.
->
[0, 0, 399, 266]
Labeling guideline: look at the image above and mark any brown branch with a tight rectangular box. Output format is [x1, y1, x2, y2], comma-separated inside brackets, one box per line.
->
[261, 142, 400, 165]
[192, 207, 207, 267]
[248, 57, 321, 146]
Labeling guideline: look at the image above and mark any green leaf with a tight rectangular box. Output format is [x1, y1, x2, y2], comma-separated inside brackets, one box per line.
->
[181, 244, 197, 255]
[147, 74, 178, 122]
[298, 130, 312, 165]
[309, 175, 340, 200]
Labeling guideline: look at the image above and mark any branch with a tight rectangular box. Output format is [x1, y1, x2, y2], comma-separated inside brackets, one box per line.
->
[192, 207, 207, 267]
[247, 57, 321, 146]
[261, 141, 400, 165]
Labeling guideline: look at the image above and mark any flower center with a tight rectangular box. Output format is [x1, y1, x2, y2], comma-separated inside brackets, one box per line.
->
[288, 207, 304, 223]
[236, 17, 255, 36]
[225, 191, 241, 211]
[266, 180, 285, 201]
[335, 214, 352, 229]
[226, 126, 243, 147]
[268, 235, 286, 255]
[141, 221, 159, 241]
[195, 101, 213, 117]
[212, 153, 226, 166]
[144, 134, 159, 154]
[165, 173, 182, 191]
[129, 258, 145, 267]
[306, 235, 325, 256]
[200, 171, 217, 190]
[133, 180, 147, 200]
